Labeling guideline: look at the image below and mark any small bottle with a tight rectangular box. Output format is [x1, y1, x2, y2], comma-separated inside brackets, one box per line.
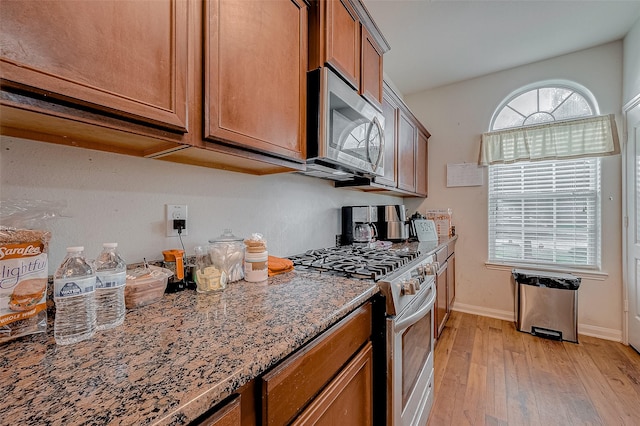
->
[244, 234, 268, 282]
[53, 246, 97, 345]
[95, 243, 127, 330]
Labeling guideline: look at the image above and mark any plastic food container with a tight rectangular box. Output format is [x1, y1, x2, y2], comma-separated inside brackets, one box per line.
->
[124, 265, 173, 308]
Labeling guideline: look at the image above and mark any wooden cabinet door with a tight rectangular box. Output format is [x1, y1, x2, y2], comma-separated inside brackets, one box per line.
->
[447, 252, 456, 309]
[197, 396, 241, 426]
[415, 129, 429, 197]
[324, 0, 361, 90]
[292, 342, 373, 426]
[360, 25, 383, 108]
[435, 263, 448, 338]
[204, 0, 307, 161]
[397, 109, 417, 192]
[0, 0, 190, 133]
[376, 86, 398, 188]
[261, 303, 372, 426]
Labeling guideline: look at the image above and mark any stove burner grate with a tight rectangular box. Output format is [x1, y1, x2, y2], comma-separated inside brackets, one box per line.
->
[288, 246, 419, 281]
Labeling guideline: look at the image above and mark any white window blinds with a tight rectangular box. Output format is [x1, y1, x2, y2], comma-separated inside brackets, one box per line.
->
[488, 158, 600, 268]
[480, 114, 619, 166]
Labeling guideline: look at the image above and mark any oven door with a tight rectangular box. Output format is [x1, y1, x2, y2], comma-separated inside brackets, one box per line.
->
[387, 278, 436, 426]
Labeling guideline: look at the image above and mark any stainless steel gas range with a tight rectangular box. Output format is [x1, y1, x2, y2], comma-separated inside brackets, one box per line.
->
[290, 245, 437, 426]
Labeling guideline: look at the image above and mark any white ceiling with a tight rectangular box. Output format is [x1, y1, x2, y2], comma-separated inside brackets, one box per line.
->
[363, 0, 640, 95]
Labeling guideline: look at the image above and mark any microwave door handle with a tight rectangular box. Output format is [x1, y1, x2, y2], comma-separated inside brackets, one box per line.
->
[374, 132, 384, 171]
[368, 117, 384, 171]
[394, 286, 436, 333]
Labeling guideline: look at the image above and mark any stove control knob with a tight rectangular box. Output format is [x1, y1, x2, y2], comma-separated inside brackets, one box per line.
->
[401, 280, 416, 295]
[413, 278, 421, 291]
[417, 265, 427, 276]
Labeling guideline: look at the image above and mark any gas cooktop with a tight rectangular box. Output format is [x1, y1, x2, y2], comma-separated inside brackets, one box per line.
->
[288, 245, 420, 281]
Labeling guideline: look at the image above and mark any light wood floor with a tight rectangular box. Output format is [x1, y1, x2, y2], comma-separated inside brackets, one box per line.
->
[428, 311, 640, 426]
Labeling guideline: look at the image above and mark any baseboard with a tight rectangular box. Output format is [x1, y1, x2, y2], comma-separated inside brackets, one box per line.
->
[451, 302, 623, 342]
[578, 324, 623, 342]
[451, 302, 515, 322]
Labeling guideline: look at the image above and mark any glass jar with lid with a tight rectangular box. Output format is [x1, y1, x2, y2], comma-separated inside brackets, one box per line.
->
[208, 229, 245, 283]
[194, 246, 226, 293]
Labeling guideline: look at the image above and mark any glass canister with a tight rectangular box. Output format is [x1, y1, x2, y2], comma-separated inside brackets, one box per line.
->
[208, 229, 245, 283]
[244, 233, 268, 282]
[194, 246, 227, 293]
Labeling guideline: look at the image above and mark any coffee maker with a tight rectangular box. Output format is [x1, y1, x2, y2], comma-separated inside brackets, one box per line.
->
[376, 205, 409, 241]
[341, 206, 378, 245]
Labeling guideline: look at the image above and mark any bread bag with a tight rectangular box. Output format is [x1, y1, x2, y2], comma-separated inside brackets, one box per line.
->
[0, 227, 51, 343]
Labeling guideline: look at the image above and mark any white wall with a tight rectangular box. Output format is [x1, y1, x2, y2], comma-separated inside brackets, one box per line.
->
[623, 17, 640, 104]
[403, 41, 624, 340]
[0, 136, 402, 270]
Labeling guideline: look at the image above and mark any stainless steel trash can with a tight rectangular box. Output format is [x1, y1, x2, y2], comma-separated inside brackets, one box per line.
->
[512, 269, 581, 343]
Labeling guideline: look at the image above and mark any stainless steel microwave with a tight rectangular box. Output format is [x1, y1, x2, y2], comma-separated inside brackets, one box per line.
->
[303, 67, 385, 181]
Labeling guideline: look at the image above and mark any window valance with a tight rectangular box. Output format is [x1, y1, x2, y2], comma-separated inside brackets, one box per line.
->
[479, 114, 620, 166]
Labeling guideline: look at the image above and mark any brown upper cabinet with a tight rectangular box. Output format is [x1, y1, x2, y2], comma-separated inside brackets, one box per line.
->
[335, 82, 430, 197]
[396, 99, 430, 197]
[0, 0, 190, 133]
[308, 0, 389, 109]
[0, 0, 307, 174]
[309, 0, 360, 89]
[360, 25, 384, 107]
[203, 0, 308, 162]
[397, 107, 418, 193]
[376, 83, 400, 188]
[415, 128, 429, 197]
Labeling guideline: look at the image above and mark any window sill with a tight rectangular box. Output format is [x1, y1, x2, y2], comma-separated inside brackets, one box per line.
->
[484, 261, 609, 281]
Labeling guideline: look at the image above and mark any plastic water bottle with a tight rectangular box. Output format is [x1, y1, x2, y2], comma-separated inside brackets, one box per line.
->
[95, 243, 127, 330]
[53, 246, 96, 345]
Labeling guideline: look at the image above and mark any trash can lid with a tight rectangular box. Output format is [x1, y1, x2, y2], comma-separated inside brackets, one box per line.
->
[512, 268, 581, 290]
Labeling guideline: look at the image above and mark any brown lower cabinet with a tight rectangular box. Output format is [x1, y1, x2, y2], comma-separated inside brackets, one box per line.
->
[447, 251, 456, 309]
[262, 302, 372, 425]
[435, 260, 448, 338]
[435, 240, 456, 342]
[292, 343, 373, 425]
[195, 301, 374, 426]
[198, 395, 242, 426]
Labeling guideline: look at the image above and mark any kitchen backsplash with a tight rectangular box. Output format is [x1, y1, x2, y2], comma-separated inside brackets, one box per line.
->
[0, 136, 403, 272]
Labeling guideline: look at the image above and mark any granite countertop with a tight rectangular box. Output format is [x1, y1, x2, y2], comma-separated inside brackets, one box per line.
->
[0, 269, 378, 425]
[0, 237, 456, 425]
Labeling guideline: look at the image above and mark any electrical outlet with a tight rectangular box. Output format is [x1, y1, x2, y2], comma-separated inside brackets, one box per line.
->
[166, 204, 188, 237]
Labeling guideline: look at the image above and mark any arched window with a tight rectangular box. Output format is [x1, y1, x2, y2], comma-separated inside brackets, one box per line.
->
[486, 82, 604, 270]
[491, 81, 598, 130]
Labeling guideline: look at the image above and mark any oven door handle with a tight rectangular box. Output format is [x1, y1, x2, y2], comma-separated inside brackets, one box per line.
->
[394, 285, 436, 333]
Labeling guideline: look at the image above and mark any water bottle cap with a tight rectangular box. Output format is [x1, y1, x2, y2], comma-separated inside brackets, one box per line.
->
[67, 246, 84, 252]
[103, 243, 118, 248]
